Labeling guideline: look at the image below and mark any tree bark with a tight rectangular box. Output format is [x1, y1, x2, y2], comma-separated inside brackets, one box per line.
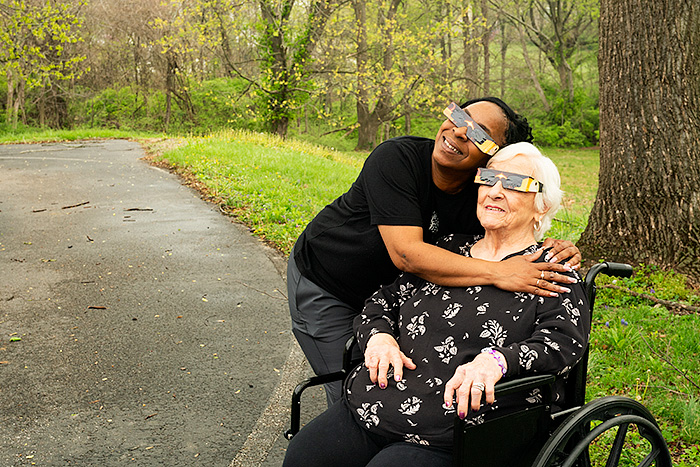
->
[353, 0, 401, 150]
[462, 6, 479, 98]
[516, 22, 551, 113]
[578, 0, 700, 282]
[481, 0, 491, 95]
[499, 19, 507, 99]
[6, 68, 15, 127]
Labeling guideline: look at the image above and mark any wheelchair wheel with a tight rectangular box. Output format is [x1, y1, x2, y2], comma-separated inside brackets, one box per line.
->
[532, 396, 672, 467]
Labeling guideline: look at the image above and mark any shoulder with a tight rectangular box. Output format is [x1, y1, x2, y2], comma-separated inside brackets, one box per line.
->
[365, 136, 434, 165]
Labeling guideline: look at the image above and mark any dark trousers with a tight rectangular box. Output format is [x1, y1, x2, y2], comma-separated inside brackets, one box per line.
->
[283, 399, 452, 467]
[287, 254, 361, 406]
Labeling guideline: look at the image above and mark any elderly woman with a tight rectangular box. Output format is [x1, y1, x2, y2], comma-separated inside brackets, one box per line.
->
[283, 142, 589, 467]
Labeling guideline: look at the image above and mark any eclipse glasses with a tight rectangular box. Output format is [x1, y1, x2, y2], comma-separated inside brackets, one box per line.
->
[474, 168, 544, 193]
[443, 102, 500, 156]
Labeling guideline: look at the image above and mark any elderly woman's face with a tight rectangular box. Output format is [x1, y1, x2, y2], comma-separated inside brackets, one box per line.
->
[476, 155, 542, 236]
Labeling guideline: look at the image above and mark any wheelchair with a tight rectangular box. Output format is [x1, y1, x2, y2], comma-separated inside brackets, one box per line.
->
[285, 263, 673, 467]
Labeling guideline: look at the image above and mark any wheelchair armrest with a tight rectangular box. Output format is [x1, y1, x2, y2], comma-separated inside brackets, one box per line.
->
[494, 374, 556, 398]
[285, 370, 347, 439]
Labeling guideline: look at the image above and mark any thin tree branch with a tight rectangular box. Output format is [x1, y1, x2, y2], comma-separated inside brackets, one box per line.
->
[600, 284, 700, 315]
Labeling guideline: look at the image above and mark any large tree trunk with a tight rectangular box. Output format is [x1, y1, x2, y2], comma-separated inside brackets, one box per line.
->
[578, 0, 700, 281]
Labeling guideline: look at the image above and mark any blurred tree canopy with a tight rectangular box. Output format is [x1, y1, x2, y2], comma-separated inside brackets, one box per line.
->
[0, 0, 599, 147]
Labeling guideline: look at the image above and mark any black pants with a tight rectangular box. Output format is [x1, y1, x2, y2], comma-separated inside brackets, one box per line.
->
[283, 399, 452, 467]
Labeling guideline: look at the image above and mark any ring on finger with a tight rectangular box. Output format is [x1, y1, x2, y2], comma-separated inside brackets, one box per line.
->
[536, 279, 540, 287]
[540, 271, 545, 280]
[473, 382, 485, 392]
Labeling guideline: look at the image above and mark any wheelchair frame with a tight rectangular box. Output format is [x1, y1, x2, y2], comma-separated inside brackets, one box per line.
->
[286, 263, 673, 467]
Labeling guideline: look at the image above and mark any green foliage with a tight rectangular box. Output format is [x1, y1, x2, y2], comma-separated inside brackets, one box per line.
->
[0, 125, 153, 143]
[0, 0, 88, 127]
[71, 79, 261, 135]
[588, 268, 700, 447]
[532, 120, 589, 147]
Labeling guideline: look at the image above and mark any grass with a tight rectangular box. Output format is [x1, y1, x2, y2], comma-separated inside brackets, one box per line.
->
[0, 125, 157, 144]
[3, 127, 699, 465]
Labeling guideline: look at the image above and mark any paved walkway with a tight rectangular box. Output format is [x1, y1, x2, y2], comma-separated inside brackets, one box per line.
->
[0, 140, 323, 466]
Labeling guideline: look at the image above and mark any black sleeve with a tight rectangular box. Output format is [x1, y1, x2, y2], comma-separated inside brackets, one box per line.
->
[353, 272, 423, 352]
[497, 269, 590, 378]
[360, 139, 426, 227]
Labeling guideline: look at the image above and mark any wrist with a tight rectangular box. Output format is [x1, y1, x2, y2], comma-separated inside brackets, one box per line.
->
[481, 347, 508, 376]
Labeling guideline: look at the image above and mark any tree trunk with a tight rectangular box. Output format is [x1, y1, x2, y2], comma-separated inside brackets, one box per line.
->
[38, 91, 46, 127]
[356, 111, 381, 150]
[516, 23, 551, 113]
[462, 6, 478, 98]
[481, 0, 490, 96]
[499, 20, 507, 99]
[578, 0, 700, 282]
[14, 77, 24, 127]
[165, 57, 173, 131]
[6, 69, 15, 127]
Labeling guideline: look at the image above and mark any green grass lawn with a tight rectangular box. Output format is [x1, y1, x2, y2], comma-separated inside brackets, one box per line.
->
[4, 127, 699, 465]
[0, 126, 155, 144]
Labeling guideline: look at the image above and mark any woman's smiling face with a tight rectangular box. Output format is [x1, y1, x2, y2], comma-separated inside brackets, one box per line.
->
[476, 155, 542, 236]
[432, 101, 508, 175]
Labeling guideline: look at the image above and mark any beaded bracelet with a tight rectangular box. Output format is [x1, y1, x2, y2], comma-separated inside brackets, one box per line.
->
[481, 347, 508, 376]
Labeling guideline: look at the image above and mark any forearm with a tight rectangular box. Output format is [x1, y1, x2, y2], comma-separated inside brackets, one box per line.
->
[390, 240, 499, 287]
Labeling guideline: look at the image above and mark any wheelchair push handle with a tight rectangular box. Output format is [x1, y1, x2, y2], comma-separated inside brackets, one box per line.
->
[585, 262, 633, 285]
[584, 262, 633, 306]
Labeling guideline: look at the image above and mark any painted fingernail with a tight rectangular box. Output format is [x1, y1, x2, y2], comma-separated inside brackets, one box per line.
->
[395, 375, 401, 381]
[446, 401, 452, 408]
[561, 287, 571, 293]
[564, 263, 573, 271]
[550, 292, 559, 297]
[380, 383, 386, 389]
[549, 256, 558, 263]
[458, 411, 465, 419]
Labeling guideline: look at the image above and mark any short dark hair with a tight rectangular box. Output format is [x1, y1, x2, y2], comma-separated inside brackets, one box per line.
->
[460, 97, 533, 145]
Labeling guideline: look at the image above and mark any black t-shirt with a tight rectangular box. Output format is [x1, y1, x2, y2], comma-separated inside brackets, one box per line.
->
[293, 136, 484, 310]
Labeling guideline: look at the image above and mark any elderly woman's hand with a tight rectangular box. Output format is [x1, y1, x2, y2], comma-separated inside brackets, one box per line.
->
[541, 238, 582, 270]
[364, 333, 416, 389]
[444, 352, 504, 416]
[492, 249, 578, 297]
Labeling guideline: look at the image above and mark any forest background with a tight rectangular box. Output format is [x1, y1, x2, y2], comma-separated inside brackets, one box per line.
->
[0, 0, 598, 151]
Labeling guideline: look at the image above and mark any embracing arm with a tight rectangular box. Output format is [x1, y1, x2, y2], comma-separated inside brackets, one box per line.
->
[379, 224, 579, 297]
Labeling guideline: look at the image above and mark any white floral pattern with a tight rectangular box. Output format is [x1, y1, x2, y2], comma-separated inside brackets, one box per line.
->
[399, 396, 423, 416]
[357, 401, 383, 428]
[434, 336, 458, 364]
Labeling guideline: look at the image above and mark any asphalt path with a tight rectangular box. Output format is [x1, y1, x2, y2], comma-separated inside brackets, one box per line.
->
[0, 140, 325, 466]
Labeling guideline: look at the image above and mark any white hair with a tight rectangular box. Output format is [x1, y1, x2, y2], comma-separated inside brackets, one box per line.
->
[486, 142, 562, 241]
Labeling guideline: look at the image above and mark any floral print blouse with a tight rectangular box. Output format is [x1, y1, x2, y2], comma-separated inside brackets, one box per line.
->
[344, 234, 589, 448]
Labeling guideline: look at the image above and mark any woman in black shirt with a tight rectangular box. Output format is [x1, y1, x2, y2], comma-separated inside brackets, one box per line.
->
[288, 98, 581, 405]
